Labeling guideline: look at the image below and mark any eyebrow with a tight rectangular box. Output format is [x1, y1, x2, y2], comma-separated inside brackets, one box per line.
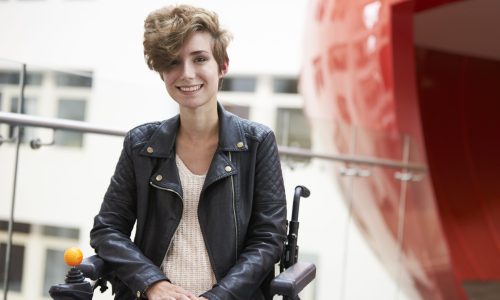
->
[190, 50, 209, 56]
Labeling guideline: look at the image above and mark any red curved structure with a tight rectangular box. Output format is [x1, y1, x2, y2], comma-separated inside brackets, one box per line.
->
[300, 0, 500, 299]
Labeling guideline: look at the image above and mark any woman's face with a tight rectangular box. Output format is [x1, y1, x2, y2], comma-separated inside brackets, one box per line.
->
[161, 31, 227, 112]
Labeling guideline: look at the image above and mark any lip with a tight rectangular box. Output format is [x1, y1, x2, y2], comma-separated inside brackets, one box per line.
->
[177, 84, 203, 93]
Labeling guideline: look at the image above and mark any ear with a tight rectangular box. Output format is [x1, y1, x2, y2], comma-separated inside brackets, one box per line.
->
[219, 60, 229, 77]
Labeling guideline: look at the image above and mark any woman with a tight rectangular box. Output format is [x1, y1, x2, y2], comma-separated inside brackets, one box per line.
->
[90, 5, 287, 300]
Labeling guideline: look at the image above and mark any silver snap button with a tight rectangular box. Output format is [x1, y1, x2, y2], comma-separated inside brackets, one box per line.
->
[236, 142, 244, 148]
[147, 146, 154, 154]
[155, 175, 163, 181]
[225, 166, 232, 172]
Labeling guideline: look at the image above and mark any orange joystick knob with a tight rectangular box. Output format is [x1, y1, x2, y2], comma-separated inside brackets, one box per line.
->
[64, 247, 83, 267]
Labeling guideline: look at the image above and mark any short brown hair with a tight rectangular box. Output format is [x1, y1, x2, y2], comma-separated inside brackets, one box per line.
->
[143, 5, 232, 72]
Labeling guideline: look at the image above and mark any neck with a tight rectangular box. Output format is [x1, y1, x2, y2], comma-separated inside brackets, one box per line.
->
[178, 104, 219, 142]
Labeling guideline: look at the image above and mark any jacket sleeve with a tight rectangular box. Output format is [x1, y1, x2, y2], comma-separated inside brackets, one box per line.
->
[202, 130, 287, 300]
[90, 132, 167, 296]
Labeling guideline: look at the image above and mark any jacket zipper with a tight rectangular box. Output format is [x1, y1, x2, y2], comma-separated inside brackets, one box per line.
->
[228, 152, 238, 261]
[149, 181, 183, 256]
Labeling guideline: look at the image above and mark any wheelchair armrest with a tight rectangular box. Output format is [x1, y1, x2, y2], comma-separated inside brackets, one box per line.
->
[270, 262, 316, 297]
[77, 255, 107, 280]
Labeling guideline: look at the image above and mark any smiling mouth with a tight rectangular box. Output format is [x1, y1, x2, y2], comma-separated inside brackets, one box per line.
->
[178, 84, 202, 92]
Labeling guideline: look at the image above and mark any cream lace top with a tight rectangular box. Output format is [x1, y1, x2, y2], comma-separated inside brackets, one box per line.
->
[161, 155, 217, 295]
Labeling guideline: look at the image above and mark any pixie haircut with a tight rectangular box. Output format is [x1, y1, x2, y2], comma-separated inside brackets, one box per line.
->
[143, 5, 232, 73]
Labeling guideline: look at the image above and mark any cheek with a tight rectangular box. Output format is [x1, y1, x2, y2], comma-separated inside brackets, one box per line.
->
[163, 74, 177, 89]
[202, 65, 222, 83]
[161, 74, 177, 96]
[161, 70, 176, 82]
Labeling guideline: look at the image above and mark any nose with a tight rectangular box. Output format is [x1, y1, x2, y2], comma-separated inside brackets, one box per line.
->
[181, 61, 195, 79]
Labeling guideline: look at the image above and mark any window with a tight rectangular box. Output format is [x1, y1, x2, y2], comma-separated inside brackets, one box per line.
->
[0, 221, 79, 298]
[224, 104, 250, 119]
[42, 249, 67, 297]
[55, 72, 92, 88]
[0, 221, 30, 293]
[273, 77, 298, 94]
[42, 225, 79, 239]
[0, 220, 31, 233]
[26, 72, 43, 86]
[55, 99, 86, 147]
[0, 243, 25, 292]
[276, 108, 311, 164]
[221, 76, 256, 92]
[8, 97, 37, 142]
[0, 71, 19, 85]
[0, 68, 92, 149]
[10, 97, 37, 115]
[0, 71, 42, 86]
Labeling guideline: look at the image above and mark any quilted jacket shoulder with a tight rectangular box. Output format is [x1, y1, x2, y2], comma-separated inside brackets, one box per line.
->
[127, 121, 162, 149]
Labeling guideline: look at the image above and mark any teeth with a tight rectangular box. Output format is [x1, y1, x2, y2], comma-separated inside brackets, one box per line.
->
[179, 85, 201, 92]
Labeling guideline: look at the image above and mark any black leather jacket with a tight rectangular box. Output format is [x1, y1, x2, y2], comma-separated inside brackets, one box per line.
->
[90, 103, 287, 300]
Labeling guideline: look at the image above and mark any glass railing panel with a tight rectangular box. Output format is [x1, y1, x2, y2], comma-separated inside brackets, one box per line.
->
[354, 126, 405, 161]
[0, 63, 119, 300]
[1, 64, 429, 300]
[341, 160, 411, 300]
[310, 121, 418, 300]
[282, 157, 346, 300]
[398, 137, 461, 300]
[279, 117, 417, 300]
[0, 58, 189, 299]
[349, 127, 416, 300]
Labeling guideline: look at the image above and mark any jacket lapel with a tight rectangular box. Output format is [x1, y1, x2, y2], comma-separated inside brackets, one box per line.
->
[139, 115, 183, 197]
[149, 155, 183, 199]
[139, 116, 179, 158]
[217, 103, 248, 152]
[203, 150, 237, 191]
[138, 102, 249, 195]
[202, 103, 249, 190]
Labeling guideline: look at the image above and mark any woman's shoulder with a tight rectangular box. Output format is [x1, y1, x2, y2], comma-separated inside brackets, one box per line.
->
[233, 114, 274, 142]
[127, 121, 163, 143]
[124, 114, 179, 151]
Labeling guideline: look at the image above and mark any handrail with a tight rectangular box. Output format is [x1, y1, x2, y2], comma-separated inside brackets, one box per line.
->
[0, 111, 427, 172]
[0, 111, 126, 137]
[278, 146, 425, 172]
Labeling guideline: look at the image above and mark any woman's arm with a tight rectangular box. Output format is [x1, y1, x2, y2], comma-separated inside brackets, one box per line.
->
[90, 132, 167, 297]
[202, 131, 287, 300]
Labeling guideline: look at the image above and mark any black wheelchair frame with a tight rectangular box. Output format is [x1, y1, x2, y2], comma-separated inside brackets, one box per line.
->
[49, 186, 315, 300]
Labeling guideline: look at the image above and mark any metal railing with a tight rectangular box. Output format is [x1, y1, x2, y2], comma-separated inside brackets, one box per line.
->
[0, 111, 427, 172]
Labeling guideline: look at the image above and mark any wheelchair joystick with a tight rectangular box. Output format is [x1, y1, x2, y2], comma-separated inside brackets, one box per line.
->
[49, 247, 93, 300]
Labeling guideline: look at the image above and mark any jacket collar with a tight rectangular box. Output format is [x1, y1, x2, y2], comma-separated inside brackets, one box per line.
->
[139, 102, 248, 158]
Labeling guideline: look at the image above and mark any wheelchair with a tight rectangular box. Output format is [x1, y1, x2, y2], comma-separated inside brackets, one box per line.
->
[49, 186, 315, 300]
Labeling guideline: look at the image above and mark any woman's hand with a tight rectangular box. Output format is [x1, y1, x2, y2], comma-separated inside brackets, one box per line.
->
[145, 281, 197, 300]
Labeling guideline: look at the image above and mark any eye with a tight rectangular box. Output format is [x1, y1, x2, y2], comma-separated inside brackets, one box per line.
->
[194, 56, 208, 63]
[167, 60, 180, 68]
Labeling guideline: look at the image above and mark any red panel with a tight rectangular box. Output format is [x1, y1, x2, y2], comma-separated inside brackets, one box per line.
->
[414, 0, 462, 12]
[390, 2, 466, 298]
[416, 47, 500, 280]
[300, 0, 467, 299]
